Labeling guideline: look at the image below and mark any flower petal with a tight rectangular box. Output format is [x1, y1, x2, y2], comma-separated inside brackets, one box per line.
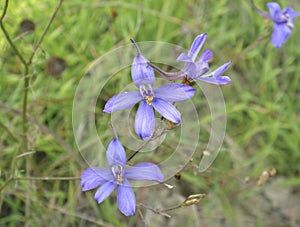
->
[125, 162, 163, 182]
[271, 24, 291, 48]
[212, 61, 232, 77]
[117, 179, 136, 216]
[103, 92, 142, 113]
[81, 167, 113, 191]
[135, 101, 155, 140]
[197, 75, 231, 85]
[183, 62, 198, 79]
[188, 33, 207, 61]
[152, 98, 181, 123]
[131, 54, 155, 88]
[177, 53, 193, 63]
[94, 181, 116, 204]
[107, 138, 127, 167]
[194, 61, 210, 77]
[267, 2, 281, 20]
[285, 8, 300, 18]
[154, 83, 195, 102]
[199, 48, 213, 62]
[197, 61, 232, 85]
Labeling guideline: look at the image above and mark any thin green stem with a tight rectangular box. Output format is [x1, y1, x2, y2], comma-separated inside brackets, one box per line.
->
[0, 0, 27, 66]
[0, 23, 27, 67]
[22, 2, 63, 225]
[22, 67, 29, 152]
[160, 204, 182, 213]
[0, 0, 9, 21]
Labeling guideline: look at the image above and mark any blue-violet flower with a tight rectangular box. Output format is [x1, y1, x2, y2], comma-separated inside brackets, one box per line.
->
[177, 33, 231, 84]
[148, 33, 231, 85]
[103, 39, 196, 140]
[81, 137, 163, 216]
[266, 2, 299, 48]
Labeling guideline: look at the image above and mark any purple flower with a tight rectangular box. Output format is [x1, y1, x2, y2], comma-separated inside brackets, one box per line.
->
[148, 34, 231, 85]
[266, 2, 299, 48]
[177, 33, 232, 85]
[103, 39, 196, 140]
[81, 138, 163, 216]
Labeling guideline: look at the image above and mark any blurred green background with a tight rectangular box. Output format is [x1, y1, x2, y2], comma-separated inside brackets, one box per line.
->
[1, 0, 300, 226]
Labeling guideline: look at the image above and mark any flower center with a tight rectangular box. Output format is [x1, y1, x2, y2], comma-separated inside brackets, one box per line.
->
[276, 13, 293, 29]
[112, 165, 123, 184]
[284, 14, 294, 29]
[139, 84, 154, 105]
[144, 95, 154, 105]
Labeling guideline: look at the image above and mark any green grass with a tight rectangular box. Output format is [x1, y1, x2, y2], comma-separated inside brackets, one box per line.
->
[1, 0, 300, 226]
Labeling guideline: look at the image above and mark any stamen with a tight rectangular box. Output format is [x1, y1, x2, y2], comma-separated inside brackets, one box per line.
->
[144, 95, 154, 105]
[112, 165, 123, 184]
[116, 173, 123, 184]
[139, 84, 154, 105]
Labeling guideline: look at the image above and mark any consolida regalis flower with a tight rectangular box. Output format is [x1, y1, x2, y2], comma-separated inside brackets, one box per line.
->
[103, 39, 196, 140]
[148, 33, 231, 85]
[266, 2, 299, 48]
[81, 137, 163, 216]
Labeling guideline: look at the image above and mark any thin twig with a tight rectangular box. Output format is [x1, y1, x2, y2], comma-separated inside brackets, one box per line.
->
[0, 120, 19, 142]
[137, 208, 149, 227]
[127, 128, 166, 162]
[0, 0, 9, 22]
[0, 8, 27, 65]
[27, 0, 64, 65]
[160, 204, 182, 213]
[138, 203, 172, 218]
[13, 176, 80, 181]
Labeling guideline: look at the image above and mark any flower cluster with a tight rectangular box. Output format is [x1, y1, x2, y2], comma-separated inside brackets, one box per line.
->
[103, 39, 197, 140]
[81, 35, 231, 216]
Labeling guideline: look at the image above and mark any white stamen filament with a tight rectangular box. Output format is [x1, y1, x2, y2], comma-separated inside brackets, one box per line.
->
[112, 165, 123, 184]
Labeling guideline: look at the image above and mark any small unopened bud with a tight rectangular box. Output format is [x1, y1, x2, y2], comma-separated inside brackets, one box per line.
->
[182, 194, 206, 207]
[256, 168, 276, 186]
